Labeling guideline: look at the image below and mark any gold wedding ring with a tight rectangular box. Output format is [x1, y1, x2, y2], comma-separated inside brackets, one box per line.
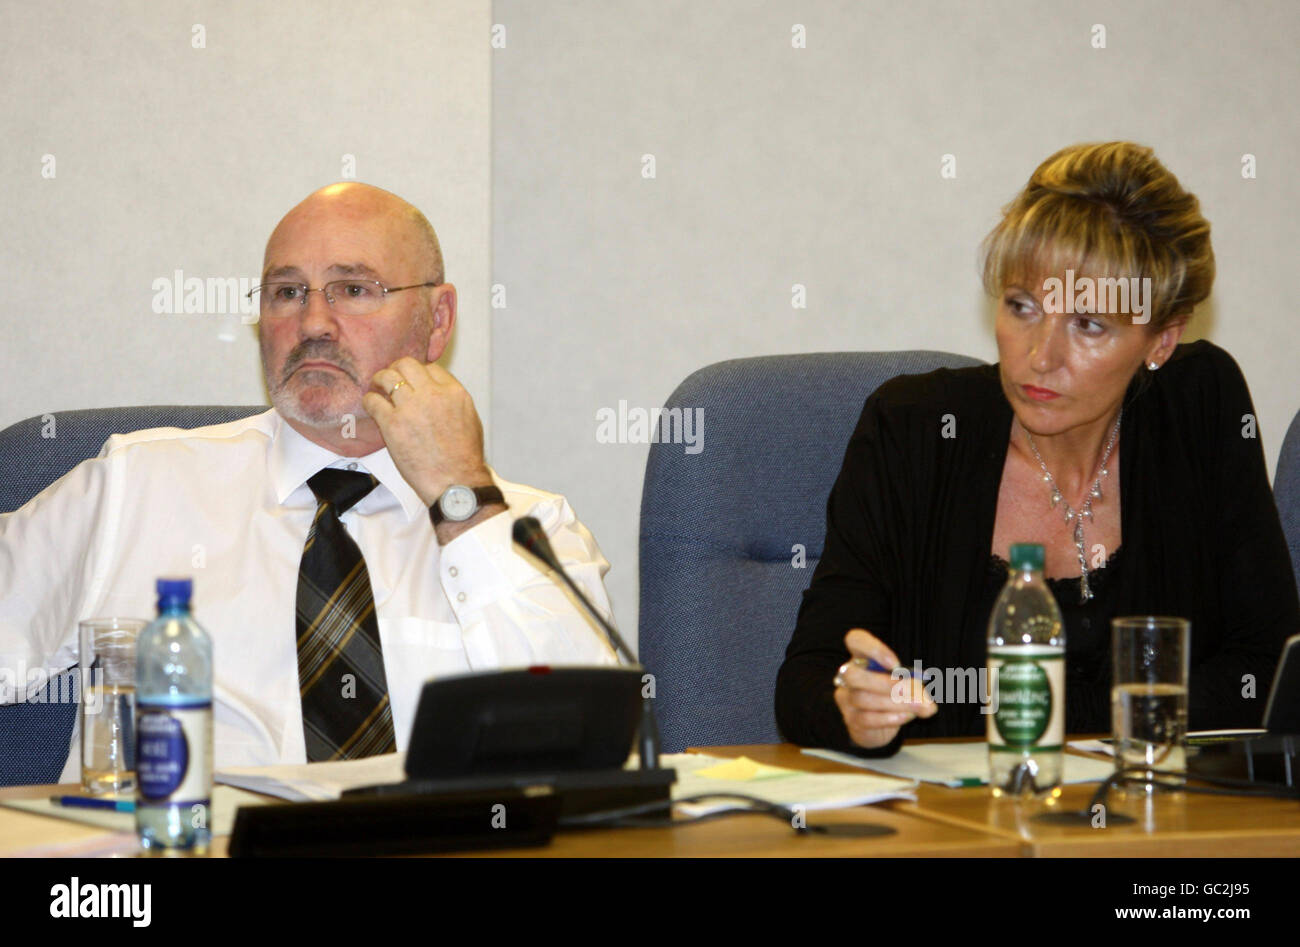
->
[388, 380, 409, 398]
[834, 656, 871, 689]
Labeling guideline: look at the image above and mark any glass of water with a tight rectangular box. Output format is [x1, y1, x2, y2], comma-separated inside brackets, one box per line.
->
[79, 618, 146, 795]
[1111, 616, 1190, 792]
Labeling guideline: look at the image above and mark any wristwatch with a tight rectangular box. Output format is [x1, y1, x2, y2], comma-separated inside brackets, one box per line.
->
[429, 484, 505, 527]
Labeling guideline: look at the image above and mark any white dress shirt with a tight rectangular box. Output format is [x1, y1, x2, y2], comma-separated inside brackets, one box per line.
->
[0, 409, 618, 781]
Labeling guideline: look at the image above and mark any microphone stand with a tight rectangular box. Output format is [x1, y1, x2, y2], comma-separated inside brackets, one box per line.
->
[512, 516, 662, 770]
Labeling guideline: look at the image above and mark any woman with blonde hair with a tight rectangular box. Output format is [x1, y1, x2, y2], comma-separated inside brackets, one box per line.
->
[776, 142, 1299, 755]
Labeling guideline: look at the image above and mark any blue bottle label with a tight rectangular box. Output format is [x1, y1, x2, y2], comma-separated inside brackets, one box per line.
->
[136, 703, 212, 803]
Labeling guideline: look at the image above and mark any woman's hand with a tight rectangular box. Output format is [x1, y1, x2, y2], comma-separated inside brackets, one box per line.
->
[833, 629, 937, 749]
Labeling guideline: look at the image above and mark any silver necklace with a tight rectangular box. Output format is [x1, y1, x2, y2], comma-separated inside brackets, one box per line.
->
[1023, 411, 1121, 602]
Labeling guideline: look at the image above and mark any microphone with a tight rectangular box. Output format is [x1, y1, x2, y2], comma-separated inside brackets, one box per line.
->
[512, 516, 661, 769]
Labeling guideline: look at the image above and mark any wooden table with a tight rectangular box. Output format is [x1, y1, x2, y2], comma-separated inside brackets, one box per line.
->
[0, 777, 1019, 858]
[3, 740, 1298, 857]
[711, 742, 1300, 858]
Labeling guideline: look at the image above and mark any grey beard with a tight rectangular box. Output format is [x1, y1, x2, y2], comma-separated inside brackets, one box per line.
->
[267, 376, 369, 429]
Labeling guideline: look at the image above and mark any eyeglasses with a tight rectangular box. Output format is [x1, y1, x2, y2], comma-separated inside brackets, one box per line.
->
[247, 279, 441, 317]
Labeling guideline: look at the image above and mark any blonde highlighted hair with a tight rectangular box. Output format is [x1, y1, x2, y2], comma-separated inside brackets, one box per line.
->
[981, 142, 1214, 330]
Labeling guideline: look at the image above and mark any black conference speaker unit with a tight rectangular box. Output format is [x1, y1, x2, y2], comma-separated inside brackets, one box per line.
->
[230, 667, 675, 856]
[349, 666, 676, 817]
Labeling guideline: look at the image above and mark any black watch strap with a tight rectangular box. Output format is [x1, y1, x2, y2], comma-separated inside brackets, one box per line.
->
[428, 485, 506, 527]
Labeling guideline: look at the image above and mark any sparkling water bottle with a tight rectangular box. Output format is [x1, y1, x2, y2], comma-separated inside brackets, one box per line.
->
[987, 543, 1066, 797]
[135, 577, 213, 853]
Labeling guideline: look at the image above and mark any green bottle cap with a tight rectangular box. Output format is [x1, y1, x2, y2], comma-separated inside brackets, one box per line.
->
[1008, 543, 1045, 571]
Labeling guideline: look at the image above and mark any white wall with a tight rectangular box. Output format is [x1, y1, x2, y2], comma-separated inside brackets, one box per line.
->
[490, 0, 1300, 646]
[4, 1, 1296, 652]
[0, 0, 491, 433]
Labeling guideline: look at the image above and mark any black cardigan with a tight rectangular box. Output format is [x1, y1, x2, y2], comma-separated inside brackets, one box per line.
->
[775, 341, 1300, 756]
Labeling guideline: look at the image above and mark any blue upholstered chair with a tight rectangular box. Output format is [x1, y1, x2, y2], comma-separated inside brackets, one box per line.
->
[0, 405, 266, 786]
[1277, 407, 1300, 599]
[638, 352, 985, 752]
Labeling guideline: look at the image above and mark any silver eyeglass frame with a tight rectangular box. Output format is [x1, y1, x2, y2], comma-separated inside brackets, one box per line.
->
[246, 279, 441, 315]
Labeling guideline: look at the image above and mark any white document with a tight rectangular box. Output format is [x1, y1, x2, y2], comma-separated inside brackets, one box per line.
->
[215, 752, 407, 802]
[666, 752, 916, 817]
[1067, 729, 1269, 757]
[1066, 738, 1114, 756]
[803, 742, 1116, 786]
[0, 784, 272, 838]
[214, 751, 916, 818]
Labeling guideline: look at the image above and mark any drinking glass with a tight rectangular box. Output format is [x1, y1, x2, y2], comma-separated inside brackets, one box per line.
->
[1111, 616, 1190, 792]
[79, 618, 146, 795]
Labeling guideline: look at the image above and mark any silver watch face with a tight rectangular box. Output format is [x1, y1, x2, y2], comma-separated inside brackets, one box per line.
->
[439, 484, 477, 521]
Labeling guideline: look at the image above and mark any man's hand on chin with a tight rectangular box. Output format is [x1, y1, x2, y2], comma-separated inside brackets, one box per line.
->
[361, 357, 506, 542]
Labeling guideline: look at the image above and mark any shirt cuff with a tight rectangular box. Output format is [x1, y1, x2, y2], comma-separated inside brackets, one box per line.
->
[438, 509, 546, 616]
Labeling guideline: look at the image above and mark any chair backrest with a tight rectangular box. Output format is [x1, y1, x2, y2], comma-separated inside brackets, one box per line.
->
[638, 351, 984, 752]
[1276, 406, 1300, 599]
[0, 405, 268, 514]
[0, 405, 266, 786]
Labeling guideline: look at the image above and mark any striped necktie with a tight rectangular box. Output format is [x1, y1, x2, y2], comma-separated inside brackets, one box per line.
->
[295, 468, 397, 762]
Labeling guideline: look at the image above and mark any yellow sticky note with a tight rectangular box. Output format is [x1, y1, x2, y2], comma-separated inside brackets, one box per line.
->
[694, 756, 795, 781]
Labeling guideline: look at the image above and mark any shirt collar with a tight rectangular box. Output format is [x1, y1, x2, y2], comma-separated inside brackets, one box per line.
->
[268, 410, 428, 521]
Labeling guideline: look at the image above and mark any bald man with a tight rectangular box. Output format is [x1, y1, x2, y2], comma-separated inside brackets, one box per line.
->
[0, 183, 619, 780]
[260, 183, 503, 542]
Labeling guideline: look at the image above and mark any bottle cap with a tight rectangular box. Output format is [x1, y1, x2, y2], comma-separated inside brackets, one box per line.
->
[156, 577, 193, 610]
[1008, 543, 1045, 571]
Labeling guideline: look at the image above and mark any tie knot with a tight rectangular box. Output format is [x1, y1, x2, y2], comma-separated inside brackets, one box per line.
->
[307, 469, 378, 514]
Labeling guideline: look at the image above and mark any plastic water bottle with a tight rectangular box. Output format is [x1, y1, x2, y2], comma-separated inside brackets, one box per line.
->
[987, 543, 1066, 798]
[135, 577, 213, 853]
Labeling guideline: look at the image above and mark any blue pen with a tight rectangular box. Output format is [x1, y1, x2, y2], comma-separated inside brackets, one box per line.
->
[50, 795, 135, 812]
[864, 658, 936, 705]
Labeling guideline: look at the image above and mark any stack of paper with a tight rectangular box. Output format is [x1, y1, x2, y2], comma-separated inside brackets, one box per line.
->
[0, 784, 273, 838]
[212, 751, 916, 818]
[804, 742, 1116, 786]
[668, 752, 916, 817]
[216, 752, 407, 802]
[1067, 729, 1268, 757]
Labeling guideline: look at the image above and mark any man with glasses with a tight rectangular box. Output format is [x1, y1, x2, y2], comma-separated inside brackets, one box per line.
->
[0, 183, 619, 778]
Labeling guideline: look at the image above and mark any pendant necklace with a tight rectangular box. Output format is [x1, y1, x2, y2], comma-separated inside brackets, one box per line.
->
[1023, 411, 1121, 602]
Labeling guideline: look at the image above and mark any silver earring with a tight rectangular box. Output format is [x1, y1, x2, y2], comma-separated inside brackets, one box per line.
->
[1147, 361, 1159, 371]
